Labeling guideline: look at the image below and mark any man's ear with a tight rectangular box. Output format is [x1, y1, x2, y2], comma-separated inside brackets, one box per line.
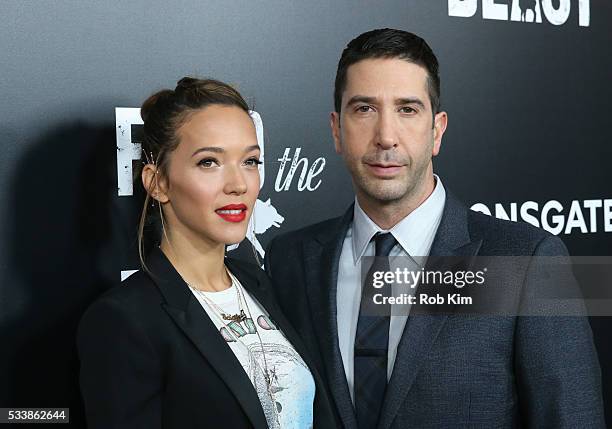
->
[141, 164, 169, 203]
[330, 111, 342, 154]
[432, 111, 448, 157]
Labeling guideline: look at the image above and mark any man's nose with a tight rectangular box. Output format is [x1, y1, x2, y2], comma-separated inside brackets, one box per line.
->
[375, 111, 399, 149]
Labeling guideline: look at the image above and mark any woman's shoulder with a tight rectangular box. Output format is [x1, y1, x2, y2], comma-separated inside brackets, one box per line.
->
[99, 270, 160, 303]
[76, 270, 166, 361]
[79, 270, 163, 325]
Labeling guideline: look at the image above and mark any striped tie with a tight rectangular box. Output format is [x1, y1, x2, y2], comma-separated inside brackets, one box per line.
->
[354, 232, 397, 429]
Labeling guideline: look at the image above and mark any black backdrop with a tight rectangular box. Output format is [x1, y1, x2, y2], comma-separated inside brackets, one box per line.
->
[1, 1, 610, 426]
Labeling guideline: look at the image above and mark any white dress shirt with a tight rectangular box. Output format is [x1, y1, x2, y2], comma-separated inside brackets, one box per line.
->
[337, 175, 446, 403]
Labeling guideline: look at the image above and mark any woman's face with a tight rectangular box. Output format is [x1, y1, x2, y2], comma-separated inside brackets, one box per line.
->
[160, 105, 260, 246]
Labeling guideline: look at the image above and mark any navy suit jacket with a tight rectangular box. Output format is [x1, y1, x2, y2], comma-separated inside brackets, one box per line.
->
[264, 191, 605, 429]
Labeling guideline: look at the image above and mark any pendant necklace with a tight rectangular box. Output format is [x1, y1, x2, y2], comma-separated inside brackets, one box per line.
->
[186, 269, 280, 425]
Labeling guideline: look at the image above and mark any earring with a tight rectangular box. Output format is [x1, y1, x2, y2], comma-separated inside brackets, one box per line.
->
[159, 197, 170, 247]
[250, 207, 261, 266]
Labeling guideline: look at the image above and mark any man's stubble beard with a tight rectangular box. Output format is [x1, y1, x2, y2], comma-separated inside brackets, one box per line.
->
[343, 146, 432, 207]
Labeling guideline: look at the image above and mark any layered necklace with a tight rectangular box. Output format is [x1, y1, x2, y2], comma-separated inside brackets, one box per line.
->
[186, 269, 280, 425]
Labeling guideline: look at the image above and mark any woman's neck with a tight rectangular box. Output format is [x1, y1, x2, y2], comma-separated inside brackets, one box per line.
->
[159, 231, 231, 292]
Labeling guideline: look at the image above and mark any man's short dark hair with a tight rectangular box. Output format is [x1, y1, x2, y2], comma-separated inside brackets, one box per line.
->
[334, 28, 441, 118]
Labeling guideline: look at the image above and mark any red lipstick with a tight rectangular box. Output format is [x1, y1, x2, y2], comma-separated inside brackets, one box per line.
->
[215, 203, 247, 223]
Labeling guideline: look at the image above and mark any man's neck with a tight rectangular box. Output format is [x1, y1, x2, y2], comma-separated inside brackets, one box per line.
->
[356, 175, 436, 230]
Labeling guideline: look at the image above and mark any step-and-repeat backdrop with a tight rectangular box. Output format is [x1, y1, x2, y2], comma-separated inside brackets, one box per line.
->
[1, 1, 610, 425]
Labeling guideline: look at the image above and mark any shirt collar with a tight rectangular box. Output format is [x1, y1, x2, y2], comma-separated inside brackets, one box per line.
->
[352, 174, 446, 263]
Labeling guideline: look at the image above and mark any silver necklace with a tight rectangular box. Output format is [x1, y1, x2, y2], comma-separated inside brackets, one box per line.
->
[194, 277, 247, 323]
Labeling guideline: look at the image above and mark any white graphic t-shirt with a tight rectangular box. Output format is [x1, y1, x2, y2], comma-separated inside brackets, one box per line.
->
[190, 271, 315, 429]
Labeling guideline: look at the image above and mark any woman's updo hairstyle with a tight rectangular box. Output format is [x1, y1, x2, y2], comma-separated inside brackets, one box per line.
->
[140, 77, 250, 174]
[137, 77, 251, 269]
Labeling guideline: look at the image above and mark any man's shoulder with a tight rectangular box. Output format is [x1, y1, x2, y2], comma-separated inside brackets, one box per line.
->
[269, 213, 347, 248]
[468, 207, 548, 240]
[466, 208, 565, 255]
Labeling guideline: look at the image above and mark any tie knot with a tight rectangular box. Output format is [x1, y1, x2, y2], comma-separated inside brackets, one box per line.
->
[374, 232, 397, 257]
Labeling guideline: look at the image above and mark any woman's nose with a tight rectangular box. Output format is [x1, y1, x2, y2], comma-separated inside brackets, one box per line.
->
[223, 166, 248, 195]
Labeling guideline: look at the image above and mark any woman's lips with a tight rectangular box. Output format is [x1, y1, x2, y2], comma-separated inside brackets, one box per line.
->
[215, 204, 247, 223]
[366, 163, 403, 177]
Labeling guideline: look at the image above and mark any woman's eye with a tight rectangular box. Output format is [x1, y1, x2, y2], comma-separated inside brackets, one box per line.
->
[198, 158, 218, 168]
[244, 157, 262, 167]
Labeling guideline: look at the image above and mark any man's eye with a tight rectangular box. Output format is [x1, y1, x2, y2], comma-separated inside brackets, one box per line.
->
[244, 157, 263, 167]
[356, 105, 373, 113]
[400, 106, 416, 114]
[198, 158, 218, 168]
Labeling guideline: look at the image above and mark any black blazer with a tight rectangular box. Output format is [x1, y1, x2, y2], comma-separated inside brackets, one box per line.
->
[265, 191, 605, 429]
[77, 247, 337, 429]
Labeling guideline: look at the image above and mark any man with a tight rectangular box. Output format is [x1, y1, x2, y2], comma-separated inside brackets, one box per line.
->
[265, 29, 604, 428]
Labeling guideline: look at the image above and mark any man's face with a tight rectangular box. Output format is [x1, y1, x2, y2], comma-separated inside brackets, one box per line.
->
[331, 58, 447, 207]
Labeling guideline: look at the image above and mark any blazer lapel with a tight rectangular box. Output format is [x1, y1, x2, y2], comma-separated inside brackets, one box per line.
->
[378, 192, 482, 429]
[146, 248, 269, 429]
[304, 205, 358, 429]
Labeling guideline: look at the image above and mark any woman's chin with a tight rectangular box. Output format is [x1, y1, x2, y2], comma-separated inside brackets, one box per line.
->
[221, 231, 249, 246]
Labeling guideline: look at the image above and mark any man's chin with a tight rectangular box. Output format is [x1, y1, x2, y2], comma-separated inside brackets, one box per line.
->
[358, 183, 411, 204]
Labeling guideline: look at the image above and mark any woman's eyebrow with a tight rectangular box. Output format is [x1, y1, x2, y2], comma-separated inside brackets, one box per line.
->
[192, 147, 224, 157]
[192, 145, 260, 157]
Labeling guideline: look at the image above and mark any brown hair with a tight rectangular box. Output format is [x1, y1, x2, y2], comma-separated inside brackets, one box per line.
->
[334, 28, 441, 122]
[137, 77, 251, 271]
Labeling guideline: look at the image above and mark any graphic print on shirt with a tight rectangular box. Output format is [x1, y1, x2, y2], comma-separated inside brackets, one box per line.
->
[219, 315, 276, 342]
[203, 294, 313, 429]
[246, 342, 311, 429]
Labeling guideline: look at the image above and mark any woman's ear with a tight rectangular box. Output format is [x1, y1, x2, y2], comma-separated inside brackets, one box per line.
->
[141, 164, 169, 203]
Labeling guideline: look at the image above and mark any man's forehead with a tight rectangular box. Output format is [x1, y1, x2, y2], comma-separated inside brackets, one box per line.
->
[344, 57, 429, 96]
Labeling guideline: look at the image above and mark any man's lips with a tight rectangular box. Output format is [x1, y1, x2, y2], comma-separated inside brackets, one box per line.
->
[215, 204, 247, 222]
[365, 163, 404, 176]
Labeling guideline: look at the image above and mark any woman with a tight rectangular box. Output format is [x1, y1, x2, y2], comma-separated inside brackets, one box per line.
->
[77, 77, 336, 429]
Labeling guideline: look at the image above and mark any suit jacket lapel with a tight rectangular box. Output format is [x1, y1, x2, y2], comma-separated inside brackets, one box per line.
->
[378, 192, 482, 429]
[304, 205, 358, 429]
[146, 248, 269, 429]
